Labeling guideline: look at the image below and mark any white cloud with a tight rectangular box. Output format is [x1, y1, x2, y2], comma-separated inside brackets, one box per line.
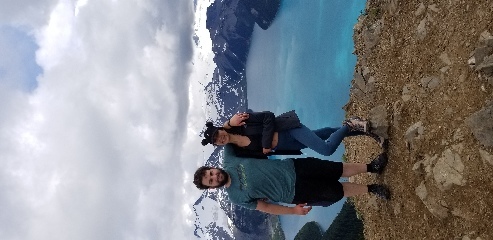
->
[0, 0, 214, 239]
[0, 0, 59, 28]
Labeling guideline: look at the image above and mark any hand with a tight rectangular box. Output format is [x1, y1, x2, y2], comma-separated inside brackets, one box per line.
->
[262, 148, 271, 154]
[292, 203, 312, 215]
[229, 113, 249, 126]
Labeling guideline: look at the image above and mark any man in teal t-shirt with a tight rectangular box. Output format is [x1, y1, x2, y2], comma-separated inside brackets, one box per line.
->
[193, 144, 391, 215]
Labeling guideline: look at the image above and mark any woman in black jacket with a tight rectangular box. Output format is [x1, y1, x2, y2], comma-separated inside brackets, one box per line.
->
[201, 111, 383, 158]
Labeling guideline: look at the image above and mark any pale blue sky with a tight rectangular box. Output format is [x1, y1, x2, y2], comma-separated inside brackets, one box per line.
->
[0, 26, 41, 91]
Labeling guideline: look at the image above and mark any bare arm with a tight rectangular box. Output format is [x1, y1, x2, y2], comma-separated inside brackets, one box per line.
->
[255, 200, 312, 215]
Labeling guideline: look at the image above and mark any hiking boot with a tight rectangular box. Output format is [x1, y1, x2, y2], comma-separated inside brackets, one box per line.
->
[366, 132, 388, 149]
[368, 184, 391, 200]
[343, 116, 370, 133]
[368, 152, 388, 174]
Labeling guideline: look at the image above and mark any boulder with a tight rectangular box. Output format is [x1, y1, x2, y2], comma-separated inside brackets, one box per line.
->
[415, 181, 449, 219]
[405, 121, 425, 144]
[433, 149, 466, 191]
[468, 32, 493, 84]
[363, 20, 383, 49]
[369, 105, 389, 138]
[439, 52, 452, 65]
[421, 76, 440, 90]
[465, 103, 493, 147]
[479, 149, 493, 166]
[417, 18, 427, 41]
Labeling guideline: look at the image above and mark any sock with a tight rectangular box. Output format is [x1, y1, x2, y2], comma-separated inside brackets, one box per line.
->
[367, 184, 378, 193]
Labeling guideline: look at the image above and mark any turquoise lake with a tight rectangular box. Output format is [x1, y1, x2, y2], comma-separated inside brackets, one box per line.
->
[245, 0, 367, 238]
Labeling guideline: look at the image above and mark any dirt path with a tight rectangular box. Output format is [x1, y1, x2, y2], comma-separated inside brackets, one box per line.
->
[344, 1, 493, 239]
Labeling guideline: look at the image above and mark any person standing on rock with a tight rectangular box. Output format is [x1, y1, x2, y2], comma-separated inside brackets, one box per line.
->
[193, 144, 390, 215]
[201, 110, 386, 158]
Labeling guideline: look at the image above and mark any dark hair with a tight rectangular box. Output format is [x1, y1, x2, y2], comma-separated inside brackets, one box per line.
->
[201, 122, 222, 146]
[193, 166, 212, 190]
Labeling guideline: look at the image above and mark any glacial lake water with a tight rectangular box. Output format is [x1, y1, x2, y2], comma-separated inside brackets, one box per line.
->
[246, 0, 366, 238]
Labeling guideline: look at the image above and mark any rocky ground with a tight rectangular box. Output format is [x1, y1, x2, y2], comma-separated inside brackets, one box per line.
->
[343, 0, 493, 239]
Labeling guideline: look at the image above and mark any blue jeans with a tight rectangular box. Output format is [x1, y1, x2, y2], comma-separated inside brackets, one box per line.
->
[276, 124, 363, 156]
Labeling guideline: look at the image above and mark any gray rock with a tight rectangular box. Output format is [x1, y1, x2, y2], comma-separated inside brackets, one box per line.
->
[433, 149, 466, 191]
[487, 76, 493, 86]
[440, 52, 452, 65]
[363, 20, 383, 49]
[485, 38, 493, 48]
[415, 181, 449, 219]
[479, 30, 492, 42]
[405, 121, 425, 144]
[465, 103, 493, 147]
[459, 72, 467, 82]
[426, 12, 435, 24]
[476, 55, 493, 76]
[353, 73, 367, 92]
[369, 105, 389, 138]
[413, 154, 437, 178]
[392, 101, 403, 129]
[473, 45, 493, 66]
[402, 84, 412, 101]
[412, 160, 422, 171]
[451, 208, 471, 220]
[366, 76, 376, 93]
[424, 154, 438, 177]
[479, 149, 493, 166]
[468, 55, 476, 67]
[452, 143, 464, 154]
[362, 67, 370, 77]
[415, 3, 426, 16]
[425, 197, 449, 219]
[421, 76, 440, 90]
[415, 181, 428, 200]
[386, 0, 398, 15]
[350, 87, 366, 101]
[469, 35, 493, 83]
[428, 4, 440, 13]
[417, 18, 427, 40]
[453, 128, 464, 142]
[426, 196, 449, 219]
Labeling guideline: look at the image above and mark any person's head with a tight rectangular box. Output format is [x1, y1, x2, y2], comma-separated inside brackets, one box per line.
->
[212, 129, 229, 146]
[201, 122, 229, 146]
[193, 166, 229, 190]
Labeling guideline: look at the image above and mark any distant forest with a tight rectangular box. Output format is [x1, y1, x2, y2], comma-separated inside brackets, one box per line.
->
[293, 200, 364, 240]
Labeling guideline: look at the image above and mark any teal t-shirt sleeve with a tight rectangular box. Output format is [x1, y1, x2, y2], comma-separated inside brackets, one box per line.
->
[239, 199, 258, 210]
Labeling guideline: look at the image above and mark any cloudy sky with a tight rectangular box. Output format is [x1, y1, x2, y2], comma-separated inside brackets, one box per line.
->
[0, 0, 215, 239]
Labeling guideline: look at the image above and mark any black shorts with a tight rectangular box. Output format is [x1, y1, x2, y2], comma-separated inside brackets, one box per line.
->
[291, 157, 344, 207]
